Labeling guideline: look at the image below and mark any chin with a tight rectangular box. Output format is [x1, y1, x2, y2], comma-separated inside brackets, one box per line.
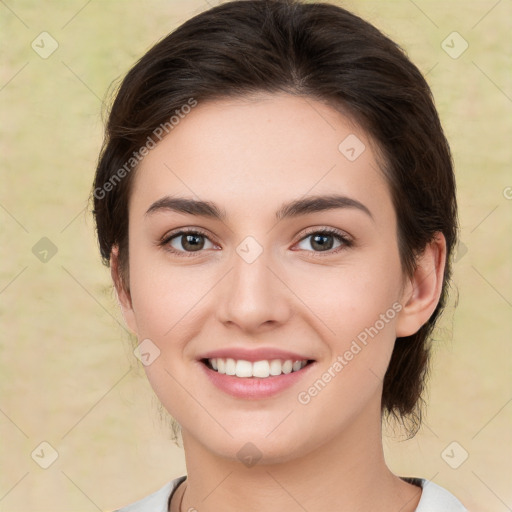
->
[195, 424, 317, 467]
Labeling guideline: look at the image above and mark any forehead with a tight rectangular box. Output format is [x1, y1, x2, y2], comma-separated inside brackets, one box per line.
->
[131, 93, 393, 224]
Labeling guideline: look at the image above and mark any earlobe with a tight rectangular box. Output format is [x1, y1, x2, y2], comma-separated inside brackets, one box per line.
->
[395, 233, 447, 338]
[110, 246, 139, 335]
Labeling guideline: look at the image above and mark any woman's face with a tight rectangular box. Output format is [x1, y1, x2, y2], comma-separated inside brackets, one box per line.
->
[117, 93, 416, 463]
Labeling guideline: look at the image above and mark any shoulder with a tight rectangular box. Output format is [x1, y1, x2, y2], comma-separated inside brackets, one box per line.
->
[402, 476, 469, 511]
[112, 475, 187, 512]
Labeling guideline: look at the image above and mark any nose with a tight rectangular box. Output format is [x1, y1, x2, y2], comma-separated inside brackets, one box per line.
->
[215, 245, 293, 333]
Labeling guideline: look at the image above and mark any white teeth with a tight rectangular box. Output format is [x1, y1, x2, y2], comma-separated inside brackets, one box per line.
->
[252, 360, 270, 378]
[282, 360, 293, 374]
[207, 358, 309, 378]
[292, 360, 303, 372]
[225, 358, 236, 375]
[269, 359, 281, 376]
[235, 359, 253, 377]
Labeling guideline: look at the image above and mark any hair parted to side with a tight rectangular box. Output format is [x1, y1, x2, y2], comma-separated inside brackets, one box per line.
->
[91, 0, 457, 438]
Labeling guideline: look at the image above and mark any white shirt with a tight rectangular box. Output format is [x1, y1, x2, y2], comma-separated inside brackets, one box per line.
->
[114, 475, 468, 511]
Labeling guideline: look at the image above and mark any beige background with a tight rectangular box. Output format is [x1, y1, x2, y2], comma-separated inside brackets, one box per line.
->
[1, 1, 511, 510]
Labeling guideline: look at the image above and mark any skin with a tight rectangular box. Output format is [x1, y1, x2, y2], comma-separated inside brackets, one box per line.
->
[111, 92, 446, 512]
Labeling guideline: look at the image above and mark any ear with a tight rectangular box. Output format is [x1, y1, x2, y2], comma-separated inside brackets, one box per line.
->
[395, 232, 447, 337]
[110, 245, 138, 335]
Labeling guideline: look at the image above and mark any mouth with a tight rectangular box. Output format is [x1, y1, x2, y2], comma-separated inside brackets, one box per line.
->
[200, 357, 315, 379]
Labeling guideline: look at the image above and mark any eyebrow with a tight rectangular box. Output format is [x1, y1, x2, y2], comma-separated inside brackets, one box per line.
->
[145, 194, 373, 221]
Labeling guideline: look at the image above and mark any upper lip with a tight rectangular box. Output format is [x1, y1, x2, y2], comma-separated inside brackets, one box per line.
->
[198, 347, 315, 363]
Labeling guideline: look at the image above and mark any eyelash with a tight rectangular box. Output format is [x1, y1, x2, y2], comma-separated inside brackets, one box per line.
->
[159, 227, 353, 258]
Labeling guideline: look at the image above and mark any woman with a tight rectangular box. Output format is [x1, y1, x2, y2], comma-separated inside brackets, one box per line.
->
[92, 0, 468, 510]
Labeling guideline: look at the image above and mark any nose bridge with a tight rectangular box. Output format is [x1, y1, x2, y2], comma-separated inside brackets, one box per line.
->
[217, 235, 290, 330]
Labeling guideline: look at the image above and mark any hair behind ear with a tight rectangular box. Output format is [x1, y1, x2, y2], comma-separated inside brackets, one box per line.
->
[383, 232, 448, 437]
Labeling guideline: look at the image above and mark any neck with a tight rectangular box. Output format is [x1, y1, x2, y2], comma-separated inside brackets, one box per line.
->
[175, 398, 422, 512]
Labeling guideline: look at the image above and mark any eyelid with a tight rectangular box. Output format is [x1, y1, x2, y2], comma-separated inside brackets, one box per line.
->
[161, 226, 212, 241]
[297, 226, 352, 243]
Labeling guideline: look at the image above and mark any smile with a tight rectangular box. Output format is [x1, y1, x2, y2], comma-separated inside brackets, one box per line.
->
[203, 357, 313, 378]
[199, 358, 316, 399]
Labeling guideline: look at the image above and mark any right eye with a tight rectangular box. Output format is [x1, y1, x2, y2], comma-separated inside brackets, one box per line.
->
[160, 229, 217, 256]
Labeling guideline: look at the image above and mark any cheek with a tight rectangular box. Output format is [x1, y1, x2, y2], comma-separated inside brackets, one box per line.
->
[293, 258, 402, 336]
[127, 246, 200, 339]
[301, 259, 403, 385]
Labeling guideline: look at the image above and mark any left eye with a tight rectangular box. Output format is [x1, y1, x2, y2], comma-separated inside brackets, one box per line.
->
[296, 230, 349, 253]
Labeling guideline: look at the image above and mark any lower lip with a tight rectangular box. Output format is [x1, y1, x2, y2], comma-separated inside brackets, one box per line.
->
[198, 360, 316, 399]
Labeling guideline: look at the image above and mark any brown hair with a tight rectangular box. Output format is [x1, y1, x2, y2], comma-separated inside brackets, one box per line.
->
[92, 0, 457, 437]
